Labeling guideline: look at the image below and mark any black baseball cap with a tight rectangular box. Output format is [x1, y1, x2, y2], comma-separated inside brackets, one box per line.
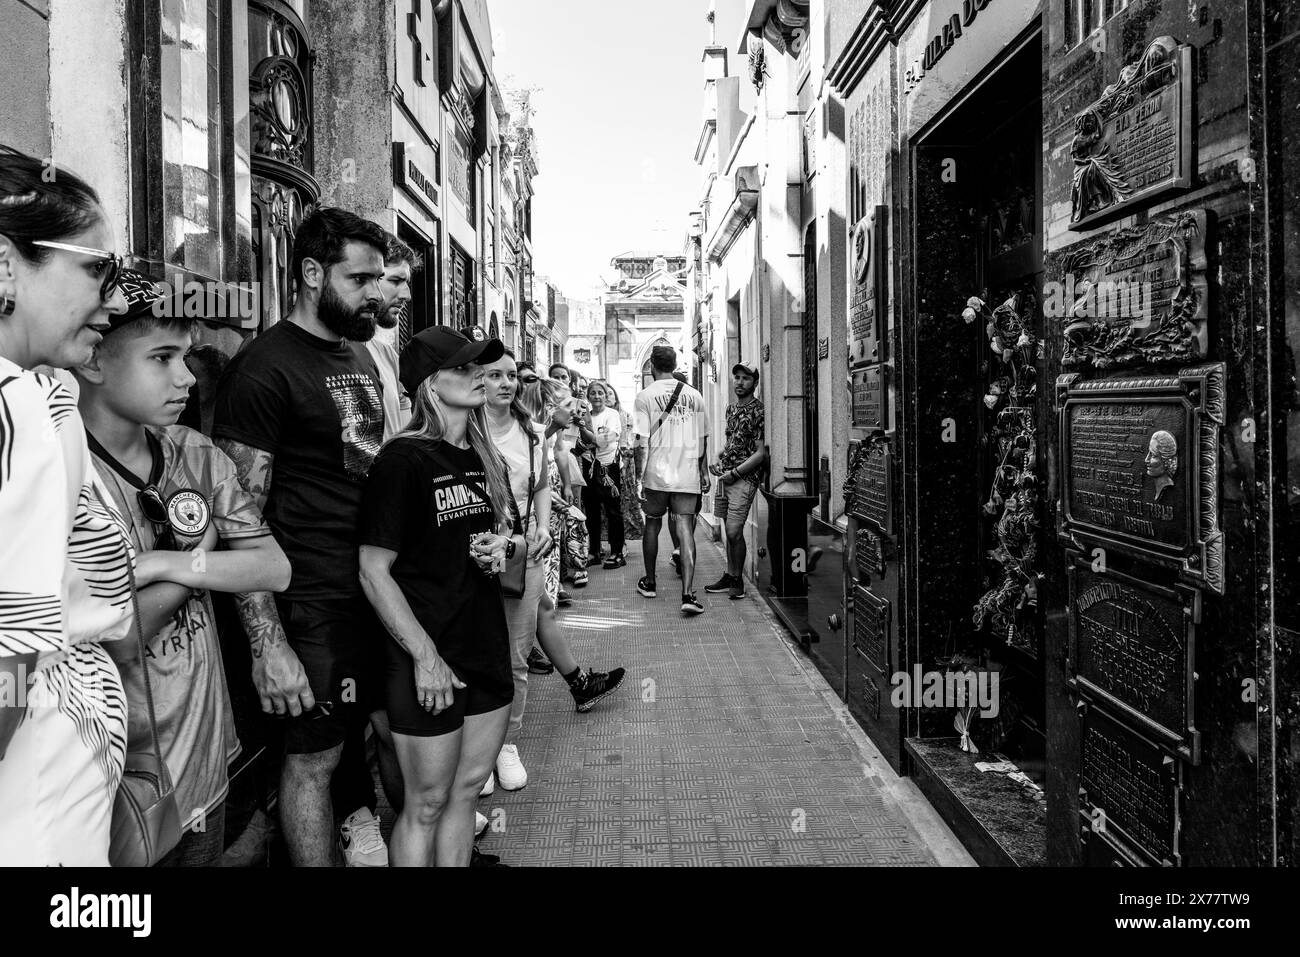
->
[732, 361, 760, 380]
[399, 325, 505, 395]
[111, 268, 167, 330]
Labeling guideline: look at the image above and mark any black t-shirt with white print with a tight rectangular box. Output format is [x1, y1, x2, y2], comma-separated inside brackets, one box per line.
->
[358, 437, 510, 683]
[213, 319, 385, 601]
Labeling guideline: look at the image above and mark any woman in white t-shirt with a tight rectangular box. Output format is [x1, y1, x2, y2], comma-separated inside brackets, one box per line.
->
[583, 380, 626, 568]
[483, 352, 552, 792]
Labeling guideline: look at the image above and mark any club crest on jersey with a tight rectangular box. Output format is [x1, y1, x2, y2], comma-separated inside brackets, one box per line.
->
[166, 489, 210, 537]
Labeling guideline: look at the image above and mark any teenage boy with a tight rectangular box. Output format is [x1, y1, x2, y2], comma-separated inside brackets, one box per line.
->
[706, 362, 766, 598]
[634, 346, 710, 614]
[75, 269, 291, 866]
[213, 206, 392, 867]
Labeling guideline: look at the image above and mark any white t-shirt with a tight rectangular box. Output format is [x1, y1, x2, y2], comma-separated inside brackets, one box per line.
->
[365, 338, 411, 440]
[490, 416, 544, 525]
[634, 378, 711, 493]
[590, 407, 622, 465]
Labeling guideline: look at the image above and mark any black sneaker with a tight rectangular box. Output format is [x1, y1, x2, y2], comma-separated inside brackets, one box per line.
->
[681, 593, 704, 615]
[556, 589, 573, 607]
[704, 573, 736, 594]
[470, 846, 508, 867]
[571, 667, 626, 713]
[527, 646, 554, 675]
[637, 576, 657, 598]
[670, 551, 682, 577]
[586, 554, 602, 568]
[602, 553, 626, 569]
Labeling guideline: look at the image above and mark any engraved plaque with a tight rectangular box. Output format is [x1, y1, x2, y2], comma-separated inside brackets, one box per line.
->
[851, 365, 885, 429]
[1078, 706, 1181, 866]
[855, 528, 886, 580]
[849, 207, 887, 363]
[1057, 209, 1210, 370]
[1067, 554, 1201, 763]
[860, 674, 881, 720]
[1057, 364, 1224, 593]
[852, 584, 889, 674]
[1069, 37, 1193, 231]
[850, 443, 892, 533]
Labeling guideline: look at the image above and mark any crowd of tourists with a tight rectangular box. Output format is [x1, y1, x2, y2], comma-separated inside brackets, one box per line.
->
[0, 146, 766, 868]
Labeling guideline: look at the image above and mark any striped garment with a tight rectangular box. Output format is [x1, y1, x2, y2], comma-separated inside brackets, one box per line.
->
[0, 356, 134, 866]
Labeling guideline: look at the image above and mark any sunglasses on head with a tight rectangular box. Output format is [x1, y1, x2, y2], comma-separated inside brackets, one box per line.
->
[518, 373, 540, 384]
[31, 240, 123, 303]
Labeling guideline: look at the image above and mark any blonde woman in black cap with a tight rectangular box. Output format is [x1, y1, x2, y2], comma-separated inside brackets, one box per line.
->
[358, 326, 516, 866]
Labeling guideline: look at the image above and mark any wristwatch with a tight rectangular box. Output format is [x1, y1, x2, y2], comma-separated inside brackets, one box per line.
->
[505, 538, 517, 559]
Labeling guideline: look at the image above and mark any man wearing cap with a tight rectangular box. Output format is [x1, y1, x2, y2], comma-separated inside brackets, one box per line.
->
[212, 206, 393, 867]
[707, 362, 766, 598]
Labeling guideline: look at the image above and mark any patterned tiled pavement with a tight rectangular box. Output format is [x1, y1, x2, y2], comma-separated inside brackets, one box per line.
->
[475, 529, 965, 867]
[376, 528, 964, 866]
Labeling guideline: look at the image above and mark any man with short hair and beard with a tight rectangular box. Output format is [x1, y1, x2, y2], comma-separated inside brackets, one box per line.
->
[368, 233, 422, 439]
[213, 206, 392, 866]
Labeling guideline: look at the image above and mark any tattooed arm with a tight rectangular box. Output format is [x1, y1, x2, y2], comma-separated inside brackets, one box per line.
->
[214, 438, 313, 717]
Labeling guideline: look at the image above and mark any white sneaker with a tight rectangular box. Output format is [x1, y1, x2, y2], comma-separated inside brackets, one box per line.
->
[480, 772, 495, 797]
[495, 744, 528, 791]
[475, 810, 490, 838]
[339, 807, 388, 867]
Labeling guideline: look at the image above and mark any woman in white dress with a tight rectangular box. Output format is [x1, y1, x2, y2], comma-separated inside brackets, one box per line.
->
[0, 147, 135, 865]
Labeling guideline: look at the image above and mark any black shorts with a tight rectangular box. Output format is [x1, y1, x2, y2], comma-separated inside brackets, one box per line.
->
[274, 595, 386, 754]
[643, 488, 702, 517]
[385, 647, 513, 736]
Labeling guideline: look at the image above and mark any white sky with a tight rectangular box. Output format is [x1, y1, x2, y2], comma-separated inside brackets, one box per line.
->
[492, 0, 746, 298]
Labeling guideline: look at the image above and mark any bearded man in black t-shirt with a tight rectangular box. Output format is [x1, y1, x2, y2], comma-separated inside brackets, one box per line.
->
[213, 207, 394, 867]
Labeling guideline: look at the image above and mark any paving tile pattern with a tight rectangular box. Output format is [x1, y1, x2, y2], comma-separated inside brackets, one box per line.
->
[464, 532, 939, 867]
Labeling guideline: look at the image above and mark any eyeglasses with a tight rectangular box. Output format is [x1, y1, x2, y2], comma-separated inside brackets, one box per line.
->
[31, 240, 124, 303]
[137, 485, 175, 550]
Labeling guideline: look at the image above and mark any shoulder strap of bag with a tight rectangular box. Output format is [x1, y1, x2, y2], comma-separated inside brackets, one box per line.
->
[650, 382, 685, 448]
[98, 482, 172, 793]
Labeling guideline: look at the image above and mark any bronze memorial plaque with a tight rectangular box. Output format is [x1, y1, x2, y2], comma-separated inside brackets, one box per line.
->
[1079, 706, 1181, 866]
[851, 364, 885, 430]
[852, 584, 889, 674]
[1069, 36, 1193, 231]
[850, 443, 892, 533]
[1057, 364, 1224, 594]
[849, 207, 886, 363]
[1067, 554, 1201, 763]
[1056, 209, 1211, 370]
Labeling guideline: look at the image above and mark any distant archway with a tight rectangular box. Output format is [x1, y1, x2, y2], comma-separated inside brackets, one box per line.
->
[489, 312, 500, 341]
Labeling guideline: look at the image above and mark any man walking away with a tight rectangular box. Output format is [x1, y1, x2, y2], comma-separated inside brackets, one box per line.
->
[634, 346, 710, 614]
[707, 362, 766, 599]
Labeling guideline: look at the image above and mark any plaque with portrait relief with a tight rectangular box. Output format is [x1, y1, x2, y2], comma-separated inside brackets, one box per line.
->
[1068, 37, 1193, 231]
[1057, 364, 1225, 594]
[849, 207, 887, 365]
[1066, 553, 1201, 764]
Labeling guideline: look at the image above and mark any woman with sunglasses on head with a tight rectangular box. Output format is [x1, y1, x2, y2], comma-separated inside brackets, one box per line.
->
[358, 327, 515, 866]
[0, 148, 166, 865]
[480, 350, 553, 793]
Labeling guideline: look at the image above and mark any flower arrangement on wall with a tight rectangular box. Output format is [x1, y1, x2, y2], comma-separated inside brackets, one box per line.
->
[964, 293, 1041, 657]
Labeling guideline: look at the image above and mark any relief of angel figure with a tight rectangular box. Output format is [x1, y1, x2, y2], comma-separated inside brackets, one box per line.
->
[1070, 108, 1131, 222]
